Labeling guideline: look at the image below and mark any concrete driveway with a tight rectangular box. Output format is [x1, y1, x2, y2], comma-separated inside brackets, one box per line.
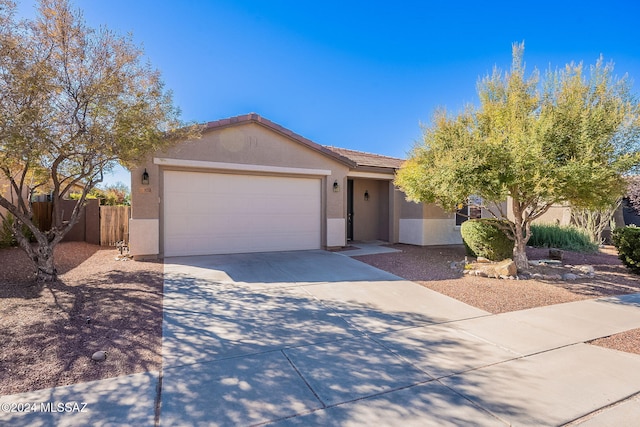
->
[159, 250, 640, 426]
[4, 249, 640, 426]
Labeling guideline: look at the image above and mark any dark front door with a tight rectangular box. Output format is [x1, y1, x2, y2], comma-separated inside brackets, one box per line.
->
[347, 179, 354, 240]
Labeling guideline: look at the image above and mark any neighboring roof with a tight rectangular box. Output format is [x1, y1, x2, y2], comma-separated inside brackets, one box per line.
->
[323, 146, 405, 169]
[202, 113, 405, 170]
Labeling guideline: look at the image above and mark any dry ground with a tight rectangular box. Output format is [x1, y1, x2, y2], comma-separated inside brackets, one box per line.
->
[355, 244, 640, 356]
[0, 242, 163, 395]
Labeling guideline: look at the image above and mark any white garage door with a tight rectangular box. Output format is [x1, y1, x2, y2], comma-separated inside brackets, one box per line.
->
[163, 171, 321, 256]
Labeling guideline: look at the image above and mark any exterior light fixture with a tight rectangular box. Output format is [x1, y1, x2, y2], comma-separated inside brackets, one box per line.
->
[364, 190, 369, 201]
[142, 168, 149, 185]
[333, 180, 340, 192]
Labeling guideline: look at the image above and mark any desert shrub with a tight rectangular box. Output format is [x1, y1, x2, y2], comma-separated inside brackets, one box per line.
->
[612, 226, 640, 274]
[529, 223, 598, 253]
[0, 213, 17, 248]
[460, 219, 514, 261]
[0, 213, 35, 247]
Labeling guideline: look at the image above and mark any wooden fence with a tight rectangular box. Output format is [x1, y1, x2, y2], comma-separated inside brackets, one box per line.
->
[32, 201, 53, 231]
[30, 201, 129, 246]
[100, 205, 130, 246]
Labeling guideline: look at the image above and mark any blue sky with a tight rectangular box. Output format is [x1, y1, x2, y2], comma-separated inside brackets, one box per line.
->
[16, 0, 640, 188]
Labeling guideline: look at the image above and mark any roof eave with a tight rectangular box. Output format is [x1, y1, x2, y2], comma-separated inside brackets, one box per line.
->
[202, 113, 357, 168]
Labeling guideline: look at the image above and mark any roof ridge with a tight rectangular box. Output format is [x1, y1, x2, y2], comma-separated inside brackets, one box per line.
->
[324, 145, 405, 161]
[201, 114, 357, 168]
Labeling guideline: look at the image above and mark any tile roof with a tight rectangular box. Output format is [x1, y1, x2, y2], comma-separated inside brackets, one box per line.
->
[323, 146, 405, 169]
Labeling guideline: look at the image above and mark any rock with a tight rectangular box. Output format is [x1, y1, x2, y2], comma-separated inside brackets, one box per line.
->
[549, 248, 563, 260]
[450, 261, 464, 270]
[518, 272, 531, 280]
[494, 259, 517, 277]
[562, 273, 578, 281]
[529, 259, 562, 266]
[476, 257, 491, 263]
[544, 274, 563, 281]
[531, 273, 544, 280]
[577, 265, 595, 275]
[92, 351, 107, 362]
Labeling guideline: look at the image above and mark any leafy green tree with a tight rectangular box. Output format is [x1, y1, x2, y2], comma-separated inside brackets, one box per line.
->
[0, 0, 197, 281]
[396, 43, 640, 270]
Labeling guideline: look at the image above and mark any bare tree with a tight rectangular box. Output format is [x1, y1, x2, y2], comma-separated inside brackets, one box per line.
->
[0, 0, 197, 281]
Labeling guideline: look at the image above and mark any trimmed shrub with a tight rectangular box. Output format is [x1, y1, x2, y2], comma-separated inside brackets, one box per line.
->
[612, 226, 640, 274]
[529, 223, 598, 253]
[460, 219, 514, 261]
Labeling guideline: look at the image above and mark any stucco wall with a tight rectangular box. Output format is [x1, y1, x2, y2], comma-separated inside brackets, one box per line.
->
[504, 197, 572, 226]
[399, 218, 463, 245]
[132, 123, 349, 219]
[350, 179, 391, 241]
[0, 177, 30, 220]
[397, 194, 461, 245]
[352, 179, 379, 241]
[534, 204, 572, 225]
[130, 122, 351, 256]
[378, 181, 390, 241]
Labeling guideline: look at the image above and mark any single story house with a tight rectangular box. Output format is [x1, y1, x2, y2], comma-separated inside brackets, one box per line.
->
[129, 113, 464, 258]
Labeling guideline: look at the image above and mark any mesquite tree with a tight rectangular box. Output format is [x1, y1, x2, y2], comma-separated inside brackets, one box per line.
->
[396, 43, 640, 270]
[0, 0, 195, 281]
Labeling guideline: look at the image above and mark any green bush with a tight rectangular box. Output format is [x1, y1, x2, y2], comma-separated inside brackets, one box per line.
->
[0, 214, 17, 248]
[528, 223, 598, 253]
[0, 213, 34, 248]
[612, 226, 640, 274]
[460, 219, 514, 261]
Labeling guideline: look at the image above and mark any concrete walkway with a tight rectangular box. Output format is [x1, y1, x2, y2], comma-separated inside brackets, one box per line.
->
[3, 250, 640, 426]
[333, 240, 402, 257]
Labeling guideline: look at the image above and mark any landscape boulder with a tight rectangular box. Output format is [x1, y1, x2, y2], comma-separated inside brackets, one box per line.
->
[494, 259, 517, 277]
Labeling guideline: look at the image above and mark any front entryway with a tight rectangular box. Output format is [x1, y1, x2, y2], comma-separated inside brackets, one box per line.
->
[347, 179, 354, 240]
[346, 178, 391, 242]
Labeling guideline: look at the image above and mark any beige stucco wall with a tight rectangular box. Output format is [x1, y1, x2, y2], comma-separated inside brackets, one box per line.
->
[130, 122, 351, 256]
[389, 188, 403, 243]
[503, 197, 572, 226]
[351, 179, 390, 241]
[0, 178, 11, 219]
[132, 123, 350, 217]
[397, 196, 451, 221]
[534, 204, 572, 225]
[396, 192, 461, 245]
[0, 176, 30, 220]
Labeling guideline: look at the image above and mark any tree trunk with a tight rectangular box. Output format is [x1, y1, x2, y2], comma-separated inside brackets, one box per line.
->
[35, 243, 58, 282]
[511, 200, 530, 272]
[14, 226, 59, 282]
[513, 236, 529, 271]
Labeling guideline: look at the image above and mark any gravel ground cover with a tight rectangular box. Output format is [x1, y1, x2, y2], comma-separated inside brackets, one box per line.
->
[355, 244, 640, 355]
[0, 242, 163, 395]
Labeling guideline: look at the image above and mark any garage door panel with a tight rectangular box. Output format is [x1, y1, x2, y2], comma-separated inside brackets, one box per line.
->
[163, 171, 321, 256]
